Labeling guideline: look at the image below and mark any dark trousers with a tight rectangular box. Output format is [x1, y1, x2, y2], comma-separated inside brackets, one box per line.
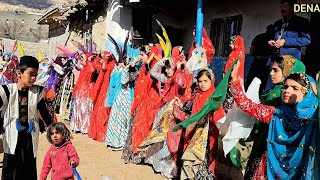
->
[2, 132, 37, 180]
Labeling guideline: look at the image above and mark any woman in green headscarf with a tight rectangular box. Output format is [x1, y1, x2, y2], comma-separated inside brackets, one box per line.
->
[231, 54, 306, 179]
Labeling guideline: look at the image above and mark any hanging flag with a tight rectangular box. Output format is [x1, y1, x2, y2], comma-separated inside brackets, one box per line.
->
[18, 43, 25, 56]
[12, 40, 18, 55]
[38, 48, 43, 62]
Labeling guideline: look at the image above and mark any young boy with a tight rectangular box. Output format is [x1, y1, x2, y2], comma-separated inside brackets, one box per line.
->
[0, 56, 53, 180]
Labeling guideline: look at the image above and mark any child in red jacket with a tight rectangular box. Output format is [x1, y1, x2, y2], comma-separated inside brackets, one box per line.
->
[40, 122, 80, 180]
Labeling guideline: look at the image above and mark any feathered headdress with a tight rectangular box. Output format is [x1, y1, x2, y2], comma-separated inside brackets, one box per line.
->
[71, 39, 88, 54]
[56, 46, 74, 58]
[155, 19, 172, 58]
[107, 32, 130, 65]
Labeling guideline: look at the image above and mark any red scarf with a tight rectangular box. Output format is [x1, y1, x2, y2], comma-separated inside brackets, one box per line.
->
[224, 35, 245, 79]
[130, 47, 158, 115]
[192, 83, 215, 115]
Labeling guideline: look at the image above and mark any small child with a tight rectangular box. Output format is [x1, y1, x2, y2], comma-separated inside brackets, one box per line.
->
[40, 122, 80, 180]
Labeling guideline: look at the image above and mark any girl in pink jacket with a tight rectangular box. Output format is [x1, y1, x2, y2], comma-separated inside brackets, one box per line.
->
[40, 122, 80, 180]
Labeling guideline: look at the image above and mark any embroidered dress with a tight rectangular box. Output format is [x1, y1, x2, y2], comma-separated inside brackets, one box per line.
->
[88, 52, 115, 142]
[59, 71, 74, 121]
[2, 55, 18, 83]
[130, 52, 162, 153]
[70, 61, 95, 134]
[230, 75, 319, 179]
[105, 69, 133, 149]
[243, 56, 306, 179]
[180, 84, 222, 179]
[137, 62, 192, 178]
[122, 54, 157, 164]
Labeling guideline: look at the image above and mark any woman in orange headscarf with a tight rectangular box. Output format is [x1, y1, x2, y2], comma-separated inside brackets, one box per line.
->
[88, 51, 115, 142]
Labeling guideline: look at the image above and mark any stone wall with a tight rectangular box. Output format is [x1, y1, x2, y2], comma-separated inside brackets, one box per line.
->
[1, 37, 49, 59]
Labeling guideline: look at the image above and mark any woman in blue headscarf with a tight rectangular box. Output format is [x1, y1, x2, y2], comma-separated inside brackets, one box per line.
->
[229, 61, 319, 179]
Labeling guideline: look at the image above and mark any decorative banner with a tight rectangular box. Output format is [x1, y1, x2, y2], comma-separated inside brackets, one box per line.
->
[195, 0, 204, 47]
[18, 43, 25, 57]
[12, 40, 18, 55]
[38, 48, 43, 62]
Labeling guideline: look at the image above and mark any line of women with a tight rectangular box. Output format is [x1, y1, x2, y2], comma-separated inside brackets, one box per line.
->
[36, 28, 319, 179]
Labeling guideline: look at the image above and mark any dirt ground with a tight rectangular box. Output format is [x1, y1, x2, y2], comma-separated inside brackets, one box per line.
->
[0, 121, 245, 180]
[0, 131, 166, 180]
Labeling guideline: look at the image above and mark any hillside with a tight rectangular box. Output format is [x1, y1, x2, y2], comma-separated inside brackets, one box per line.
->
[0, 0, 70, 12]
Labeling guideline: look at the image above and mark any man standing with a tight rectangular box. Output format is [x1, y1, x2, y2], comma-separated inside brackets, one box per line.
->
[268, 0, 311, 60]
[246, 25, 274, 94]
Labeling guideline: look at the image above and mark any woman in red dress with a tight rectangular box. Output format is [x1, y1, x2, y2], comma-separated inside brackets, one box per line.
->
[223, 35, 245, 79]
[173, 69, 223, 179]
[88, 52, 115, 142]
[122, 45, 161, 163]
[3, 55, 18, 83]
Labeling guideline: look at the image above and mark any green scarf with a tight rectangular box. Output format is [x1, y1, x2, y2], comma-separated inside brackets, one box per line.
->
[229, 57, 305, 169]
[172, 59, 239, 132]
[260, 59, 305, 106]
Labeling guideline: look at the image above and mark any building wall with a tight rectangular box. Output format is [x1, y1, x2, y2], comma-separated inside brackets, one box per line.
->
[120, 0, 314, 56]
[182, 0, 312, 54]
[1, 37, 50, 59]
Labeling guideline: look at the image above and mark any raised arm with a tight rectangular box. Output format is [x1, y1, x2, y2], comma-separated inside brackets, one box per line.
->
[230, 81, 275, 123]
[150, 60, 167, 83]
[230, 61, 275, 123]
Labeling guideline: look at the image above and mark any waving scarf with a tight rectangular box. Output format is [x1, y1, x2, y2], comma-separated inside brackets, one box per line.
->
[267, 74, 319, 179]
[172, 60, 239, 132]
[261, 56, 306, 106]
[172, 46, 185, 65]
[188, 28, 215, 64]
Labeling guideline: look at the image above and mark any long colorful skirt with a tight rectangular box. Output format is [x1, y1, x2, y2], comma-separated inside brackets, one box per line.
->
[105, 88, 132, 149]
[70, 96, 93, 134]
[138, 105, 180, 179]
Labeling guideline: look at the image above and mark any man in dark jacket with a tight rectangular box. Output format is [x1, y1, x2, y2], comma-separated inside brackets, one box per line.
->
[268, 0, 311, 60]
